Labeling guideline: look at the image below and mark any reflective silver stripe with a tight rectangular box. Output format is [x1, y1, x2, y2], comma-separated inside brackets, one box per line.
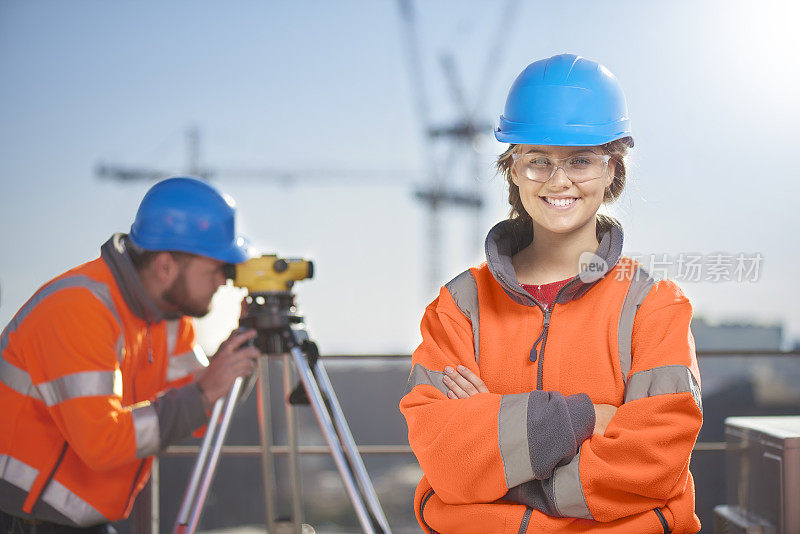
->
[36, 371, 116, 407]
[166, 319, 179, 355]
[0, 275, 123, 356]
[445, 269, 481, 364]
[552, 449, 593, 519]
[40, 479, 107, 526]
[131, 403, 160, 457]
[498, 392, 533, 487]
[0, 357, 41, 400]
[624, 364, 703, 413]
[403, 363, 448, 397]
[0, 454, 39, 491]
[0, 455, 108, 526]
[617, 266, 655, 382]
[0, 275, 125, 399]
[166, 349, 206, 382]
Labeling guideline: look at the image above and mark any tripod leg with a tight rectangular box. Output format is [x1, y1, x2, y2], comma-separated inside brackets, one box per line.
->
[314, 361, 393, 534]
[175, 376, 245, 534]
[257, 355, 278, 533]
[283, 354, 303, 534]
[289, 346, 379, 534]
[174, 395, 225, 532]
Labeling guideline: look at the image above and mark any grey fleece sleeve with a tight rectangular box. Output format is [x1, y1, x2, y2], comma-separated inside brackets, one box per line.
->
[525, 391, 594, 479]
[501, 391, 594, 515]
[153, 382, 208, 449]
[499, 390, 595, 488]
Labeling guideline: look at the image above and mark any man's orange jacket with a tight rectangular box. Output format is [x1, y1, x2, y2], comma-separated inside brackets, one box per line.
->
[0, 234, 209, 526]
[400, 219, 703, 534]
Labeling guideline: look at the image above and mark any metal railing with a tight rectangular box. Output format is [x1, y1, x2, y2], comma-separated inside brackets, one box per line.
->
[157, 349, 796, 458]
[132, 349, 800, 533]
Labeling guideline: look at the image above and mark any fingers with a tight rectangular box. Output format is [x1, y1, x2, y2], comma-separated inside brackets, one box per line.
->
[443, 366, 470, 397]
[218, 328, 258, 355]
[592, 404, 618, 435]
[209, 330, 259, 379]
[595, 403, 617, 416]
[212, 352, 258, 385]
[443, 365, 487, 399]
[224, 344, 260, 367]
[230, 358, 257, 379]
[229, 328, 258, 350]
[443, 373, 469, 398]
[198, 337, 260, 404]
[456, 365, 489, 393]
[237, 346, 260, 363]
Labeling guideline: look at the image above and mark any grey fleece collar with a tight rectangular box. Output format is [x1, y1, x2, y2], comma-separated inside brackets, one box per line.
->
[484, 218, 624, 308]
[101, 233, 168, 324]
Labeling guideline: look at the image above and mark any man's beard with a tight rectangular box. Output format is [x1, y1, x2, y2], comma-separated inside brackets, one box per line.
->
[163, 272, 211, 318]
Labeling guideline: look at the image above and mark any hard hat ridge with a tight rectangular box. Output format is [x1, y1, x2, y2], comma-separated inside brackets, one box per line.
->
[129, 176, 252, 264]
[539, 53, 582, 82]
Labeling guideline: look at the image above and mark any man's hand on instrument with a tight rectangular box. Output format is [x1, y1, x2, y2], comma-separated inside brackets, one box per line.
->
[443, 365, 489, 399]
[196, 329, 260, 410]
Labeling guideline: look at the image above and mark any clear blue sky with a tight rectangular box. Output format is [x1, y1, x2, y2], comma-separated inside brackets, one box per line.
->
[2, 0, 799, 353]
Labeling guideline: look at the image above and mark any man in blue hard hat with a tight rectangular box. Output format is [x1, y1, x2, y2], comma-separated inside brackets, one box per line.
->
[0, 176, 259, 532]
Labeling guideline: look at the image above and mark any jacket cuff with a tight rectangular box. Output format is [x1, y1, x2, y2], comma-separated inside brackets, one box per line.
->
[564, 392, 595, 446]
[153, 382, 209, 449]
[525, 390, 594, 480]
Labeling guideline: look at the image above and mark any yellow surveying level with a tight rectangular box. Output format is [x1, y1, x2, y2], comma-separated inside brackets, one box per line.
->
[230, 255, 314, 292]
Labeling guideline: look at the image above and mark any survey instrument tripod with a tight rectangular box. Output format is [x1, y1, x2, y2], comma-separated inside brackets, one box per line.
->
[173, 289, 392, 534]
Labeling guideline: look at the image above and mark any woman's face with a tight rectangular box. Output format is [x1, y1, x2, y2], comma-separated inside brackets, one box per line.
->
[510, 145, 614, 235]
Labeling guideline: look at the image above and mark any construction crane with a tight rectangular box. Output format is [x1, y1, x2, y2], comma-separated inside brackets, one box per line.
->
[395, 0, 518, 288]
[96, 125, 210, 182]
[97, 3, 517, 293]
[96, 125, 417, 186]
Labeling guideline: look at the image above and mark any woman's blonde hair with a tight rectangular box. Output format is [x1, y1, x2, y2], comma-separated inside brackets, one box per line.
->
[495, 139, 630, 235]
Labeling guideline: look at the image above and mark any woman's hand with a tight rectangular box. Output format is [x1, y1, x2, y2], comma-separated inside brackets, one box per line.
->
[443, 365, 489, 399]
[593, 404, 617, 435]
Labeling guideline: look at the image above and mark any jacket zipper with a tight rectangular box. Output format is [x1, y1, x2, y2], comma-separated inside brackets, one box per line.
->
[27, 441, 68, 516]
[125, 459, 147, 512]
[530, 306, 551, 390]
[518, 507, 533, 534]
[654, 508, 670, 534]
[528, 279, 577, 390]
[419, 489, 437, 534]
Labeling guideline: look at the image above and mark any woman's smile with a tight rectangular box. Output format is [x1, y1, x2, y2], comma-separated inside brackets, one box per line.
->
[541, 196, 579, 210]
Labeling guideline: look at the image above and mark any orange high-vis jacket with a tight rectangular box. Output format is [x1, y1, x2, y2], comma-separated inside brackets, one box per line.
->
[0, 234, 209, 527]
[400, 219, 703, 534]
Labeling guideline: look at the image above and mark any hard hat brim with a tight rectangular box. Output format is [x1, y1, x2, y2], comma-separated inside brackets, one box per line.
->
[495, 117, 634, 147]
[128, 233, 256, 264]
[208, 235, 256, 264]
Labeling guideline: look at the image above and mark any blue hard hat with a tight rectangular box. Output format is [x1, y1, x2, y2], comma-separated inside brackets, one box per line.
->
[129, 177, 252, 264]
[495, 54, 633, 147]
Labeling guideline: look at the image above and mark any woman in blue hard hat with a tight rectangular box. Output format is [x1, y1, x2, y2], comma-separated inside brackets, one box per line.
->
[400, 54, 703, 533]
